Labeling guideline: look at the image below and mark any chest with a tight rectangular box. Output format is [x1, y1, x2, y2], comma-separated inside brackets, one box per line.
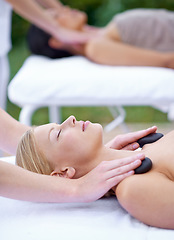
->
[142, 131, 174, 179]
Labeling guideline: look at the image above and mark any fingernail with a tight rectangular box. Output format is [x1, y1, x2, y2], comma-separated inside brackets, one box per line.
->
[133, 143, 139, 149]
[149, 126, 156, 129]
[134, 160, 141, 164]
[128, 170, 134, 174]
[146, 126, 153, 130]
[136, 153, 144, 158]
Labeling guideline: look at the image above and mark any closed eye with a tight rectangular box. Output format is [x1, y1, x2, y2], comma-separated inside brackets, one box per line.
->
[57, 129, 62, 140]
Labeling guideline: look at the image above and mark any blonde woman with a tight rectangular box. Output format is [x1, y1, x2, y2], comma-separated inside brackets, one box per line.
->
[27, 8, 174, 68]
[0, 108, 156, 202]
[16, 115, 174, 229]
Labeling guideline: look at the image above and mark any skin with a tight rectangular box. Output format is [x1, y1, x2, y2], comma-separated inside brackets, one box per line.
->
[116, 132, 174, 229]
[34, 115, 174, 229]
[0, 108, 30, 155]
[48, 8, 174, 68]
[0, 107, 157, 202]
[6, 0, 94, 44]
[34, 116, 145, 179]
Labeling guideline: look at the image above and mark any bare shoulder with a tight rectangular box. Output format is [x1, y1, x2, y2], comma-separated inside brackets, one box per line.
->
[115, 172, 174, 229]
[102, 22, 121, 41]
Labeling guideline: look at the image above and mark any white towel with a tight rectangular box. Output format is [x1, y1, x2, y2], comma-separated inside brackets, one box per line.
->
[8, 56, 174, 107]
[1, 156, 174, 240]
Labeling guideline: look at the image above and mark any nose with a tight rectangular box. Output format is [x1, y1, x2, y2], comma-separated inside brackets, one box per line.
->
[61, 115, 76, 128]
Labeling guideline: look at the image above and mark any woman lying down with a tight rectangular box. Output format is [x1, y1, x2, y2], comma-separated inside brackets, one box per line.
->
[16, 116, 174, 229]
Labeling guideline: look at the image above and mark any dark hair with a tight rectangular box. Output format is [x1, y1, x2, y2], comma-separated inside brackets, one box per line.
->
[27, 25, 74, 59]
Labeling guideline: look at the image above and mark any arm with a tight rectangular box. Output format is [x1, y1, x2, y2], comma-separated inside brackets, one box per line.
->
[0, 154, 142, 202]
[106, 126, 157, 150]
[6, 0, 93, 44]
[0, 108, 143, 202]
[0, 108, 30, 155]
[6, 0, 60, 35]
[0, 107, 143, 202]
[35, 0, 63, 10]
[116, 172, 174, 229]
[85, 37, 170, 67]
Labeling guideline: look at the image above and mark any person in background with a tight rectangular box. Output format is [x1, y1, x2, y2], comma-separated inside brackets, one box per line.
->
[27, 8, 174, 68]
[5, 0, 94, 44]
[0, 0, 94, 109]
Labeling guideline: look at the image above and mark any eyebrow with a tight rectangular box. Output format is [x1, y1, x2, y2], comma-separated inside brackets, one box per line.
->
[48, 127, 54, 140]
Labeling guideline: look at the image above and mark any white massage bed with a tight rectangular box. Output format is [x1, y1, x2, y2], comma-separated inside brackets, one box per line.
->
[1, 156, 174, 240]
[8, 56, 174, 131]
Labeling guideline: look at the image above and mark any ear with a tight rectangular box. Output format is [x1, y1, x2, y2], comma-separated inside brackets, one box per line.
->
[48, 37, 64, 49]
[50, 167, 76, 179]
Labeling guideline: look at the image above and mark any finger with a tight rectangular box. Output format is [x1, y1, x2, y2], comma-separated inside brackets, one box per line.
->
[118, 126, 157, 149]
[105, 153, 145, 171]
[121, 142, 139, 151]
[106, 171, 134, 188]
[127, 126, 157, 143]
[107, 159, 141, 178]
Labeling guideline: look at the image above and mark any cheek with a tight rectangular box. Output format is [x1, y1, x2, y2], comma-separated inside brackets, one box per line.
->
[59, 131, 92, 161]
[60, 132, 81, 155]
[58, 125, 103, 162]
[87, 125, 103, 151]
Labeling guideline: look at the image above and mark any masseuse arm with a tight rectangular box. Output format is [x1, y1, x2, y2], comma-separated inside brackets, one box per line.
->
[6, 0, 92, 44]
[0, 108, 30, 155]
[0, 154, 143, 202]
[35, 0, 63, 10]
[106, 126, 157, 150]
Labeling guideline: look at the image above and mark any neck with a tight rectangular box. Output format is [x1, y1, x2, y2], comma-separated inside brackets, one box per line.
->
[95, 145, 136, 163]
[76, 146, 135, 178]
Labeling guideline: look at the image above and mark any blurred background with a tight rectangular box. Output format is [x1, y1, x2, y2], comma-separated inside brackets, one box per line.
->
[8, 0, 174, 128]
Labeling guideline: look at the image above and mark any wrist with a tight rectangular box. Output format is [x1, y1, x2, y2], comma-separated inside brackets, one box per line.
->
[69, 179, 85, 203]
[61, 179, 82, 203]
[69, 178, 92, 203]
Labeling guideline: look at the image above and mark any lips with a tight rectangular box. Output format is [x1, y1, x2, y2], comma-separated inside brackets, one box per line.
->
[83, 121, 90, 131]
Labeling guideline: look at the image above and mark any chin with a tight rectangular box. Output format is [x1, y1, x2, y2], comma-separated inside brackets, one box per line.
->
[94, 122, 103, 130]
[92, 123, 103, 138]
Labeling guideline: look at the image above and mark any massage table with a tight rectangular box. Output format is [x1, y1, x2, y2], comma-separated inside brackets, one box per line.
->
[1, 156, 174, 240]
[8, 55, 174, 131]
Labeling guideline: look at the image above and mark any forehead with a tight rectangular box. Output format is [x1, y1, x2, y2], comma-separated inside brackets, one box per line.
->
[35, 123, 56, 132]
[34, 123, 59, 141]
[33, 123, 57, 151]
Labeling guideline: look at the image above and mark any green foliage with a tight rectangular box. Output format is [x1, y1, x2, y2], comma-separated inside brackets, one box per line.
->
[30, 106, 168, 126]
[93, 0, 174, 26]
[120, 0, 174, 10]
[11, 12, 30, 44]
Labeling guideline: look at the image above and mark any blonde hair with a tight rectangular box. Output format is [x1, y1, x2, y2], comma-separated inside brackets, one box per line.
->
[16, 128, 53, 175]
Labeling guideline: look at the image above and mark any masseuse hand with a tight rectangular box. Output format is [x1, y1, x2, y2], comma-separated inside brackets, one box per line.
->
[46, 7, 95, 45]
[106, 126, 157, 151]
[56, 28, 94, 44]
[77, 154, 144, 202]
